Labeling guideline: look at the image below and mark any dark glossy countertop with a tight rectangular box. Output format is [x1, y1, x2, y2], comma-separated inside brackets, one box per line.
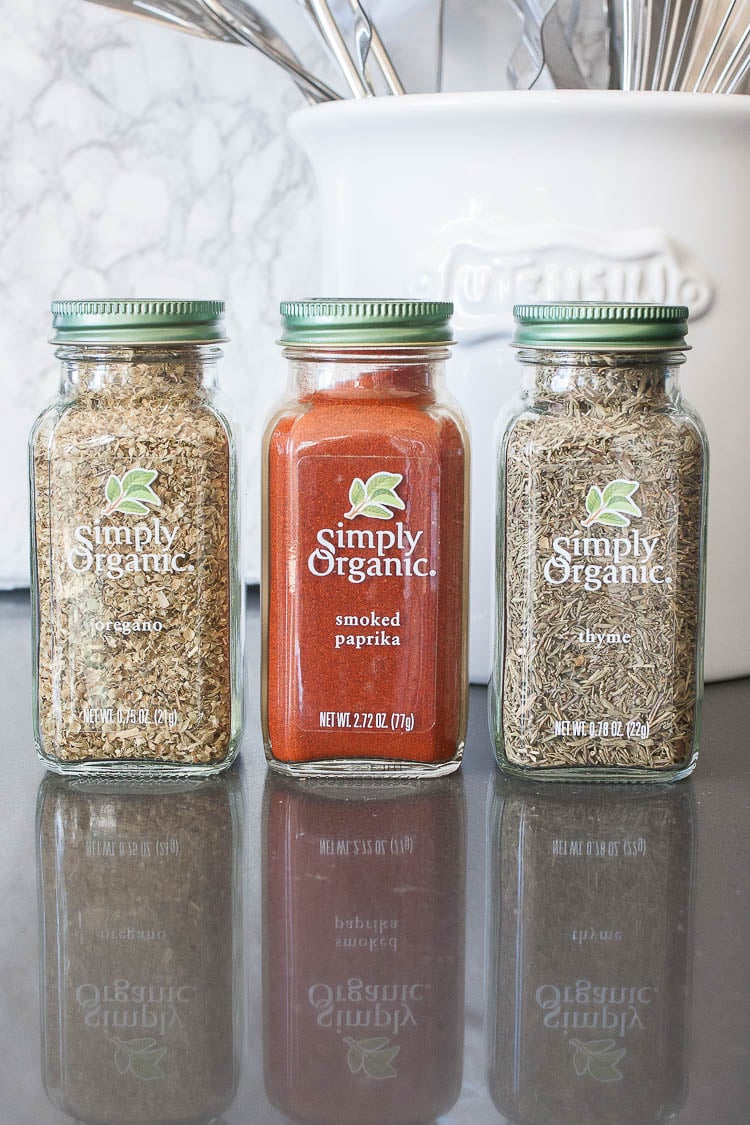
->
[1, 590, 748, 1124]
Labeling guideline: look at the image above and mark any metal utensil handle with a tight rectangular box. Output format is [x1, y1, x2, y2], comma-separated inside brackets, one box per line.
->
[664, 0, 701, 89]
[690, 0, 739, 91]
[622, 0, 638, 89]
[654, 0, 680, 89]
[308, 0, 369, 97]
[605, 0, 624, 89]
[347, 0, 406, 94]
[201, 0, 340, 102]
[347, 0, 376, 93]
[710, 19, 750, 91]
[634, 0, 652, 90]
[85, 0, 235, 41]
[723, 45, 750, 91]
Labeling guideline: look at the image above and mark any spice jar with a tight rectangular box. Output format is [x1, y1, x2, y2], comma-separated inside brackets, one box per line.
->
[491, 303, 708, 782]
[263, 300, 469, 776]
[30, 300, 243, 776]
[487, 776, 694, 1125]
[263, 773, 465, 1123]
[37, 774, 242, 1124]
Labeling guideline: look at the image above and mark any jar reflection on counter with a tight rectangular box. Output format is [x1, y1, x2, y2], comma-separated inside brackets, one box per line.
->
[37, 775, 243, 1125]
[486, 776, 695, 1125]
[263, 773, 465, 1123]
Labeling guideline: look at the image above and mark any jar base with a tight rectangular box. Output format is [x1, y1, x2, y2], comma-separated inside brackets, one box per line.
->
[36, 742, 241, 780]
[494, 754, 698, 784]
[265, 750, 463, 780]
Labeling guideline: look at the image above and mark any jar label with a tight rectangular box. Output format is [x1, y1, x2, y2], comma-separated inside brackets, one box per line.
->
[501, 435, 703, 769]
[290, 454, 440, 736]
[64, 467, 193, 581]
[34, 431, 232, 764]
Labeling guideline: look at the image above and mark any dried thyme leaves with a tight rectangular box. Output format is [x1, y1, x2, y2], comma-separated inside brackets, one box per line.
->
[501, 361, 704, 770]
[33, 357, 232, 764]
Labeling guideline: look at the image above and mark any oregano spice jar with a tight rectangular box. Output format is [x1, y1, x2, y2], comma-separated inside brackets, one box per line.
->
[263, 300, 469, 777]
[30, 300, 243, 776]
[491, 304, 708, 782]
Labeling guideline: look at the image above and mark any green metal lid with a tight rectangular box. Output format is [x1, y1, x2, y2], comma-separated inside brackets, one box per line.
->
[51, 299, 227, 344]
[279, 299, 454, 345]
[513, 303, 689, 350]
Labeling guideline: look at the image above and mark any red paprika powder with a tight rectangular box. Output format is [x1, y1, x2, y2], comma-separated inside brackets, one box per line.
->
[262, 300, 469, 776]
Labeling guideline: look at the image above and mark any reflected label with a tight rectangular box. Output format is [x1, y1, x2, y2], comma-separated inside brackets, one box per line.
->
[263, 774, 466, 1123]
[487, 779, 694, 1125]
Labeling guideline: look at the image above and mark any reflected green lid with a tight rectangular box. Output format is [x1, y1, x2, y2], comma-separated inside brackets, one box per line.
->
[513, 303, 689, 350]
[51, 299, 227, 343]
[280, 299, 454, 345]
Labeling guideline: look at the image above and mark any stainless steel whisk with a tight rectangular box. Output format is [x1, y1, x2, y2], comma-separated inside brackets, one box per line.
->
[84, 0, 340, 101]
[84, 0, 407, 100]
[609, 0, 750, 91]
[85, 0, 748, 96]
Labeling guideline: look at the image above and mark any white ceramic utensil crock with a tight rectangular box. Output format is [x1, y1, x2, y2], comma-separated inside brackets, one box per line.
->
[290, 90, 750, 683]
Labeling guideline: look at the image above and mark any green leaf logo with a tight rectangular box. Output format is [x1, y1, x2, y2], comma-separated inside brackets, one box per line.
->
[582, 479, 641, 528]
[344, 1036, 400, 1079]
[111, 1037, 167, 1081]
[570, 1038, 626, 1083]
[103, 468, 161, 518]
[345, 471, 405, 521]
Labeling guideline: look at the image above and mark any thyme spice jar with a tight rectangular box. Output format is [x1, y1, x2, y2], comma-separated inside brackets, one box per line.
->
[491, 304, 708, 782]
[30, 300, 243, 776]
[263, 300, 469, 777]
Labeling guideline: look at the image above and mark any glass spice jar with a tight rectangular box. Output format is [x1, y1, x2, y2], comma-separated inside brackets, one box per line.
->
[491, 303, 708, 782]
[30, 300, 243, 776]
[262, 300, 469, 777]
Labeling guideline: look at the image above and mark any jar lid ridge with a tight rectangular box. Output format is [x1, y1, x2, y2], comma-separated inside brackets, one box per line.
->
[280, 298, 454, 345]
[51, 299, 227, 344]
[513, 302, 689, 350]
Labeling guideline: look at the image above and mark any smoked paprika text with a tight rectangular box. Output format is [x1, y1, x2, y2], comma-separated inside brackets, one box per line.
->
[262, 301, 469, 776]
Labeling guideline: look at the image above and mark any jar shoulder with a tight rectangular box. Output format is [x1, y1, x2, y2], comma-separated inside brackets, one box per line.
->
[265, 398, 467, 456]
[34, 392, 234, 455]
[502, 400, 707, 455]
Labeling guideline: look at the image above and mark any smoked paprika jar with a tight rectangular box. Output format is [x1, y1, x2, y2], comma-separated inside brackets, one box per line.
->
[263, 300, 469, 776]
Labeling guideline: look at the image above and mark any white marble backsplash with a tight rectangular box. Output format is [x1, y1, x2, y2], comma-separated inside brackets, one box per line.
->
[0, 0, 319, 586]
[4, 2, 742, 590]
